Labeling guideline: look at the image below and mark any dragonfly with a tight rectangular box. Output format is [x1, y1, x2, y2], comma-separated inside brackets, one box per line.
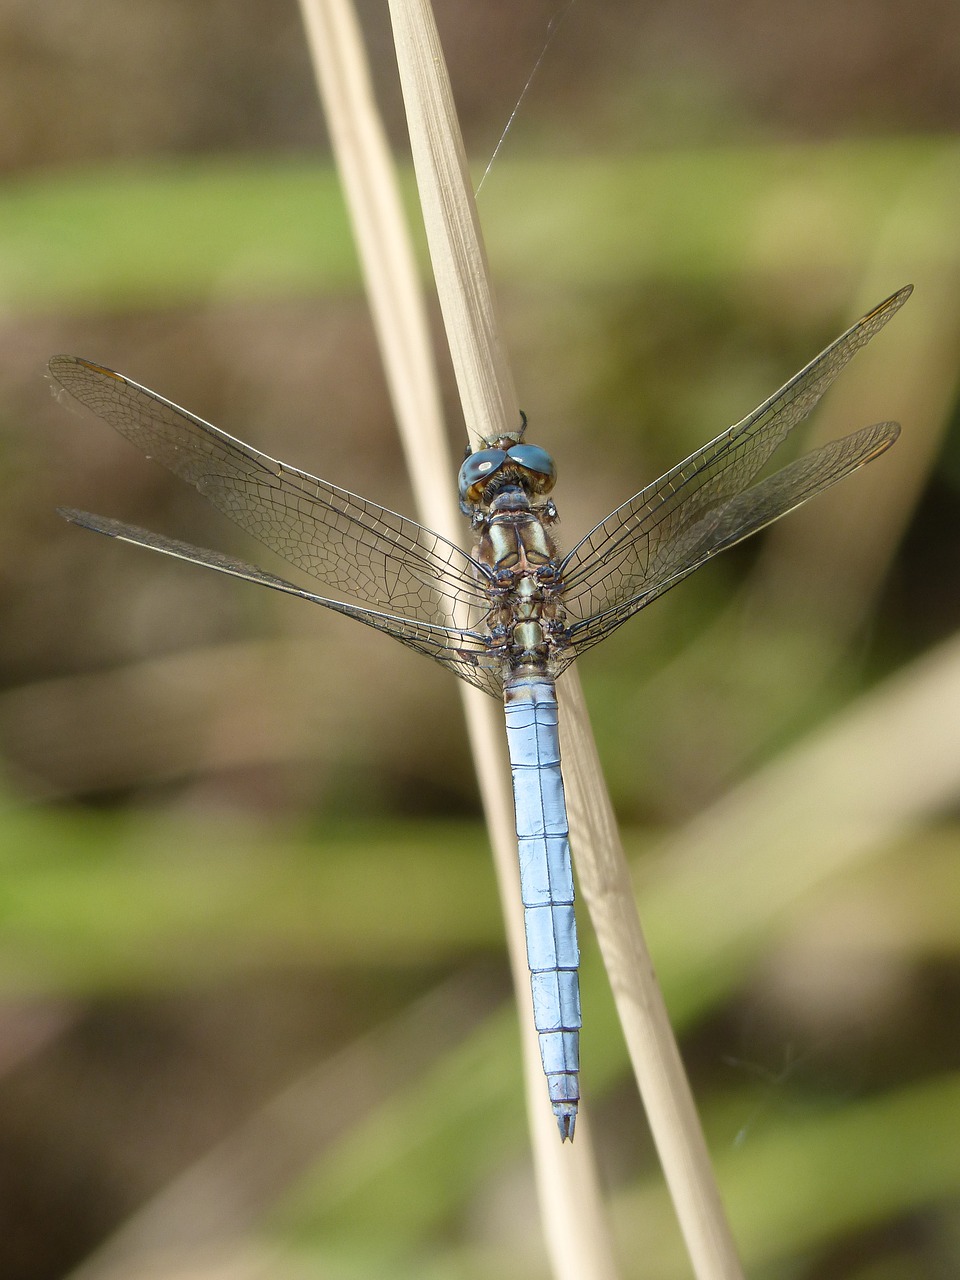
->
[51, 284, 911, 1140]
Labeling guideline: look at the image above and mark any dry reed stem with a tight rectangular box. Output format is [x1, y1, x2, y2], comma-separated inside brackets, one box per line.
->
[384, 1, 744, 1277]
[302, 0, 615, 1275]
[559, 672, 746, 1279]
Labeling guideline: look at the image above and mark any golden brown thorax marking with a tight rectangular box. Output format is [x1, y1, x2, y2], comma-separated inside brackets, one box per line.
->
[477, 501, 564, 669]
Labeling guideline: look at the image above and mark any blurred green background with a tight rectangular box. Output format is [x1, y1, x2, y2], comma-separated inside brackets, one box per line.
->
[1, 2, 959, 1277]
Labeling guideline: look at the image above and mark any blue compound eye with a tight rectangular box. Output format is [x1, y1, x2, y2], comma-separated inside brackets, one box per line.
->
[458, 448, 507, 500]
[507, 444, 555, 481]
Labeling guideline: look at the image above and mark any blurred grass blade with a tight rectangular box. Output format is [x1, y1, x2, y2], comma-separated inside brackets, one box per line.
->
[63, 976, 498, 1280]
[610, 1071, 960, 1278]
[3, 142, 958, 314]
[647, 629, 960, 1014]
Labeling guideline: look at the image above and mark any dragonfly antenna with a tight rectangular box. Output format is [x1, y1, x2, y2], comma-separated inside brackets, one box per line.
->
[476, 0, 578, 195]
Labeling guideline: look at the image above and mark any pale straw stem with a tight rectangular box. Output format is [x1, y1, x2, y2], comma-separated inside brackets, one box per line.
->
[383, 2, 743, 1277]
[300, 0, 616, 1275]
[560, 673, 745, 1278]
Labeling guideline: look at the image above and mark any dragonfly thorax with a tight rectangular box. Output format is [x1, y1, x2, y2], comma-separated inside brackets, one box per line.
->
[482, 492, 557, 570]
[473, 484, 567, 673]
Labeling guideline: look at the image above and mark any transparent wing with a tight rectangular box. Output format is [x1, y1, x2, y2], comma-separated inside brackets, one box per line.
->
[59, 508, 505, 697]
[557, 419, 898, 660]
[49, 356, 490, 630]
[558, 285, 911, 621]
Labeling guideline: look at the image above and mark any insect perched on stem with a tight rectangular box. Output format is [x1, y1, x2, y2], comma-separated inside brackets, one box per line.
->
[53, 283, 911, 1138]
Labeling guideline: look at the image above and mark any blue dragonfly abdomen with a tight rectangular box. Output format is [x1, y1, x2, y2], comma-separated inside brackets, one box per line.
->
[504, 673, 580, 1141]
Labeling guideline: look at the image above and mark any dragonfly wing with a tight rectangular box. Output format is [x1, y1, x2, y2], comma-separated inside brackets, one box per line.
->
[561, 420, 899, 657]
[559, 286, 912, 621]
[50, 356, 489, 630]
[59, 508, 504, 697]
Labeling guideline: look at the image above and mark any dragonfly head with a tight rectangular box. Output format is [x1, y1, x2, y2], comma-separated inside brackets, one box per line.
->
[458, 439, 556, 513]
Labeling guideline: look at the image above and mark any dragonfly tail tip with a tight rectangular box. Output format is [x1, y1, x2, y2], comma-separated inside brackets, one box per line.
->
[556, 1109, 577, 1142]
